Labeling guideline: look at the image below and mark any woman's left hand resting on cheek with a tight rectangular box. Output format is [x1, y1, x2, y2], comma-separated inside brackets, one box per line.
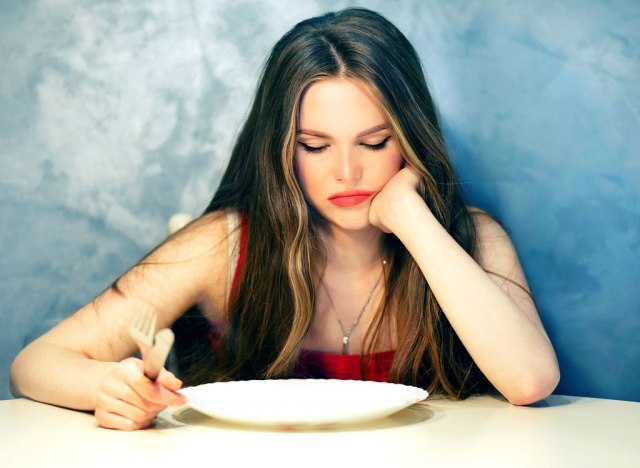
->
[368, 166, 423, 234]
[369, 165, 560, 405]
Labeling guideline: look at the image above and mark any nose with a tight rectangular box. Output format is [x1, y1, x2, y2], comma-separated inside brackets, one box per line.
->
[332, 146, 362, 183]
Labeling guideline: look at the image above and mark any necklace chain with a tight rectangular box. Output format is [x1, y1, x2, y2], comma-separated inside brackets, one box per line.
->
[321, 261, 386, 355]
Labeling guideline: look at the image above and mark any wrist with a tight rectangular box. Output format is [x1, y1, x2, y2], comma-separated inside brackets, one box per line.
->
[383, 192, 431, 235]
[91, 360, 120, 409]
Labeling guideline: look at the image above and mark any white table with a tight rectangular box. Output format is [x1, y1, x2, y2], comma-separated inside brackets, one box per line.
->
[1, 395, 638, 467]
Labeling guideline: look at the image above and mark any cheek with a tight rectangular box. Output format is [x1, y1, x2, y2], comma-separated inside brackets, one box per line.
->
[384, 140, 404, 171]
[377, 152, 404, 182]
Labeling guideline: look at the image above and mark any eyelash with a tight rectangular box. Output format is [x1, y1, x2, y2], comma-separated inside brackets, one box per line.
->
[298, 136, 391, 154]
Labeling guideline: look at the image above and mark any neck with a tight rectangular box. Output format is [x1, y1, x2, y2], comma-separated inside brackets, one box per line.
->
[320, 224, 385, 272]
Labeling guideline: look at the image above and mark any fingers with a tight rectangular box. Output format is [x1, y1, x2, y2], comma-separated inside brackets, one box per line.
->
[94, 358, 185, 430]
[156, 367, 187, 396]
[368, 207, 392, 234]
[369, 164, 425, 234]
[95, 390, 158, 430]
[119, 359, 185, 406]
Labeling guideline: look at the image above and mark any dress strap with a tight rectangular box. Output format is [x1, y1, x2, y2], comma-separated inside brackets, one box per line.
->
[225, 210, 241, 305]
[225, 210, 248, 305]
[210, 211, 247, 348]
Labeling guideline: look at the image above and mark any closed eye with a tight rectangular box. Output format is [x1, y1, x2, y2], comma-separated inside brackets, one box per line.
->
[297, 135, 391, 154]
[297, 142, 328, 153]
[362, 136, 391, 151]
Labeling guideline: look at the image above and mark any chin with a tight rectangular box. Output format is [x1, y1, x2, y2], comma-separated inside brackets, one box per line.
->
[322, 210, 373, 232]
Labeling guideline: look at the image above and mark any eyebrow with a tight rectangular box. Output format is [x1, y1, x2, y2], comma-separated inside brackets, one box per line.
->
[297, 123, 388, 139]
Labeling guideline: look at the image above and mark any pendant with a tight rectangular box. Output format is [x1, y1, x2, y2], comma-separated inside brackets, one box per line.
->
[342, 335, 349, 354]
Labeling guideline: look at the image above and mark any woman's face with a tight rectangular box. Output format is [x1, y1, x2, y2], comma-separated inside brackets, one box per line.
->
[294, 77, 404, 231]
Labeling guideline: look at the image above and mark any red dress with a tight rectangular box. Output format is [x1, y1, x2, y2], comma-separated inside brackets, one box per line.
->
[214, 214, 394, 381]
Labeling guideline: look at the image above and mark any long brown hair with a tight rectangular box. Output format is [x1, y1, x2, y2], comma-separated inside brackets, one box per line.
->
[175, 7, 492, 397]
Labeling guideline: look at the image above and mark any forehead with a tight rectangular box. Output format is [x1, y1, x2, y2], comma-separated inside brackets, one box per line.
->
[297, 78, 386, 134]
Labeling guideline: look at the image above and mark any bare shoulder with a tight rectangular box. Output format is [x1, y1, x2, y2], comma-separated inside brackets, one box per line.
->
[169, 209, 229, 241]
[467, 206, 510, 248]
[135, 210, 230, 284]
[466, 207, 543, 328]
[113, 209, 235, 322]
[35, 209, 235, 362]
[151, 209, 235, 320]
[466, 206, 530, 292]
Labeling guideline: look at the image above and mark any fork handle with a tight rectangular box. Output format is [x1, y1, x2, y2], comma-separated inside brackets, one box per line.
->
[143, 328, 175, 381]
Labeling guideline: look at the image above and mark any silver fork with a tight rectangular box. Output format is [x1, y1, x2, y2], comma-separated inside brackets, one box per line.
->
[129, 309, 175, 381]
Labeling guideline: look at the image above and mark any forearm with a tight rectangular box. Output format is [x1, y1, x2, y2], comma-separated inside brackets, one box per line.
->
[392, 199, 559, 403]
[10, 341, 118, 411]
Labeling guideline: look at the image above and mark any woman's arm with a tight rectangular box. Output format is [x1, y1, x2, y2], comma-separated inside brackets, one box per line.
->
[370, 168, 560, 405]
[10, 211, 231, 426]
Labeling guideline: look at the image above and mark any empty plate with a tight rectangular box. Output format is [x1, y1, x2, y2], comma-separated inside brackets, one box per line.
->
[179, 379, 428, 427]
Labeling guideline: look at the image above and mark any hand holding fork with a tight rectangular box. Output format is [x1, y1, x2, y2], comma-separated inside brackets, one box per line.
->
[129, 309, 175, 380]
[93, 309, 185, 430]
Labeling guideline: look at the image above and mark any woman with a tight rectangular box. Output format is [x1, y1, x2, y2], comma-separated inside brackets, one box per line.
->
[10, 7, 559, 430]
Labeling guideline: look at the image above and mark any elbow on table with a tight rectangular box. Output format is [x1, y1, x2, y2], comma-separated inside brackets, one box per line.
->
[505, 368, 561, 406]
[9, 351, 27, 398]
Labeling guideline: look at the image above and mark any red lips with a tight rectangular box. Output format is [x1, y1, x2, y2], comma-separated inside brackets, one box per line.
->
[328, 190, 374, 207]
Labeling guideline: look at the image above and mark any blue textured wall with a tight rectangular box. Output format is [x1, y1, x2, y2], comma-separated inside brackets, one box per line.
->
[1, 0, 638, 402]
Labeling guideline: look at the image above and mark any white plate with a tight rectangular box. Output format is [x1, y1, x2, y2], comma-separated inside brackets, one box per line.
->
[179, 379, 428, 427]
